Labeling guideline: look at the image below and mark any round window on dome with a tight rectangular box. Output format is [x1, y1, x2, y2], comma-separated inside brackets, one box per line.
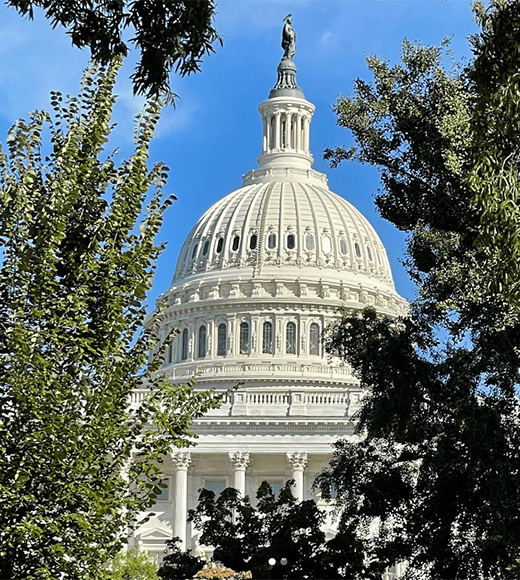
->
[191, 243, 198, 260]
[216, 238, 224, 254]
[249, 234, 257, 250]
[367, 246, 373, 261]
[268, 233, 277, 249]
[202, 240, 210, 256]
[287, 234, 295, 250]
[322, 235, 332, 254]
[305, 234, 315, 251]
[232, 235, 240, 251]
[339, 238, 348, 255]
[354, 242, 362, 258]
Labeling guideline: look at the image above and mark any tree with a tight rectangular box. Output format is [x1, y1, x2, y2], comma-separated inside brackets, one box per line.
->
[105, 548, 159, 580]
[6, 0, 221, 102]
[184, 481, 349, 580]
[158, 538, 205, 580]
[0, 59, 221, 580]
[467, 0, 520, 304]
[316, 7, 520, 578]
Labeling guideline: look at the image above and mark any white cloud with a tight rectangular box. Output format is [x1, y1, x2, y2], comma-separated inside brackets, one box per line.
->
[319, 31, 333, 46]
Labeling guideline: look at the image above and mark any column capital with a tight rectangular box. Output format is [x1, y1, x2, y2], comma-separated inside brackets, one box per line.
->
[287, 451, 308, 470]
[228, 451, 250, 470]
[172, 451, 192, 470]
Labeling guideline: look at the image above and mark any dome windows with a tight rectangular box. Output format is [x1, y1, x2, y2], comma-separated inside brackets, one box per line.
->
[216, 237, 224, 254]
[217, 323, 227, 356]
[286, 322, 296, 354]
[191, 244, 198, 260]
[287, 234, 295, 250]
[309, 323, 320, 356]
[322, 235, 332, 254]
[268, 233, 277, 249]
[232, 235, 240, 252]
[354, 242, 362, 258]
[339, 238, 348, 256]
[262, 321, 273, 354]
[181, 328, 189, 361]
[367, 246, 373, 261]
[198, 325, 207, 358]
[249, 234, 257, 250]
[305, 233, 315, 251]
[240, 322, 250, 354]
[202, 240, 210, 256]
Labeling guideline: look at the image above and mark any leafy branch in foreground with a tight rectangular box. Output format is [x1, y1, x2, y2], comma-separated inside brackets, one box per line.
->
[6, 0, 222, 103]
[0, 58, 221, 580]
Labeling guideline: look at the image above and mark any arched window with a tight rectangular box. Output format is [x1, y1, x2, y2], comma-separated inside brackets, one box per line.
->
[216, 238, 224, 254]
[191, 243, 198, 259]
[249, 234, 257, 250]
[309, 323, 320, 356]
[240, 322, 250, 354]
[232, 235, 240, 251]
[202, 240, 210, 256]
[305, 234, 315, 251]
[182, 328, 189, 361]
[198, 325, 206, 358]
[262, 321, 273, 354]
[268, 233, 277, 249]
[217, 323, 227, 356]
[339, 238, 348, 255]
[287, 234, 295, 250]
[367, 246, 373, 261]
[354, 242, 362, 258]
[286, 322, 296, 354]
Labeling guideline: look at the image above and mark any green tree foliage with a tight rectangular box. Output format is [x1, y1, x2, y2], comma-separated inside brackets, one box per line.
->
[0, 59, 220, 580]
[6, 0, 221, 102]
[105, 548, 158, 580]
[184, 481, 349, 580]
[158, 537, 205, 580]
[316, 9, 520, 579]
[467, 0, 520, 303]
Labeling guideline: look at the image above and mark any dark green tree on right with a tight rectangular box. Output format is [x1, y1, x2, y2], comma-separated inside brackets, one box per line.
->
[316, 1, 520, 578]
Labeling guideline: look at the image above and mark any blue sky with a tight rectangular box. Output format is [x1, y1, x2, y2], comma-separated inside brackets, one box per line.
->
[0, 0, 478, 308]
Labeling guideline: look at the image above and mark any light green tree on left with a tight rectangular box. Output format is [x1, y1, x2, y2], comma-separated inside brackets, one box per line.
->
[0, 58, 221, 580]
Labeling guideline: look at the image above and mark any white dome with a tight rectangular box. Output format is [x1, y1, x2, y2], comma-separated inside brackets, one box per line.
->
[155, 54, 407, 390]
[173, 175, 395, 292]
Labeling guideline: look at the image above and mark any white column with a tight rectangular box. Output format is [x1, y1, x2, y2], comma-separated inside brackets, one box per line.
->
[287, 452, 308, 502]
[228, 451, 250, 496]
[172, 451, 191, 550]
[304, 116, 310, 152]
[262, 116, 267, 152]
[295, 114, 301, 151]
[275, 112, 281, 150]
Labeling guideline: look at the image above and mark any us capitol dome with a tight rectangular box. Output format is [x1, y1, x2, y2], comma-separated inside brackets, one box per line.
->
[132, 17, 407, 560]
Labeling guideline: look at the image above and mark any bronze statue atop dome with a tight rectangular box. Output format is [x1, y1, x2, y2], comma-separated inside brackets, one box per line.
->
[282, 14, 296, 60]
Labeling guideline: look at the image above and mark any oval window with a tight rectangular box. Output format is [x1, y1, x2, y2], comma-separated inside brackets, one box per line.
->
[339, 238, 348, 255]
[268, 233, 277, 249]
[202, 240, 210, 256]
[191, 243, 198, 259]
[216, 238, 224, 254]
[354, 242, 362, 258]
[287, 234, 295, 250]
[249, 234, 257, 250]
[232, 235, 240, 251]
[305, 234, 315, 251]
[322, 235, 332, 254]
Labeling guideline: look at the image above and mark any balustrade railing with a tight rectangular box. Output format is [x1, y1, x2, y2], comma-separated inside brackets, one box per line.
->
[129, 386, 355, 417]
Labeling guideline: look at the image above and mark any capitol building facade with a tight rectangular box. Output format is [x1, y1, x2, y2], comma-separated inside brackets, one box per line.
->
[130, 24, 407, 558]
